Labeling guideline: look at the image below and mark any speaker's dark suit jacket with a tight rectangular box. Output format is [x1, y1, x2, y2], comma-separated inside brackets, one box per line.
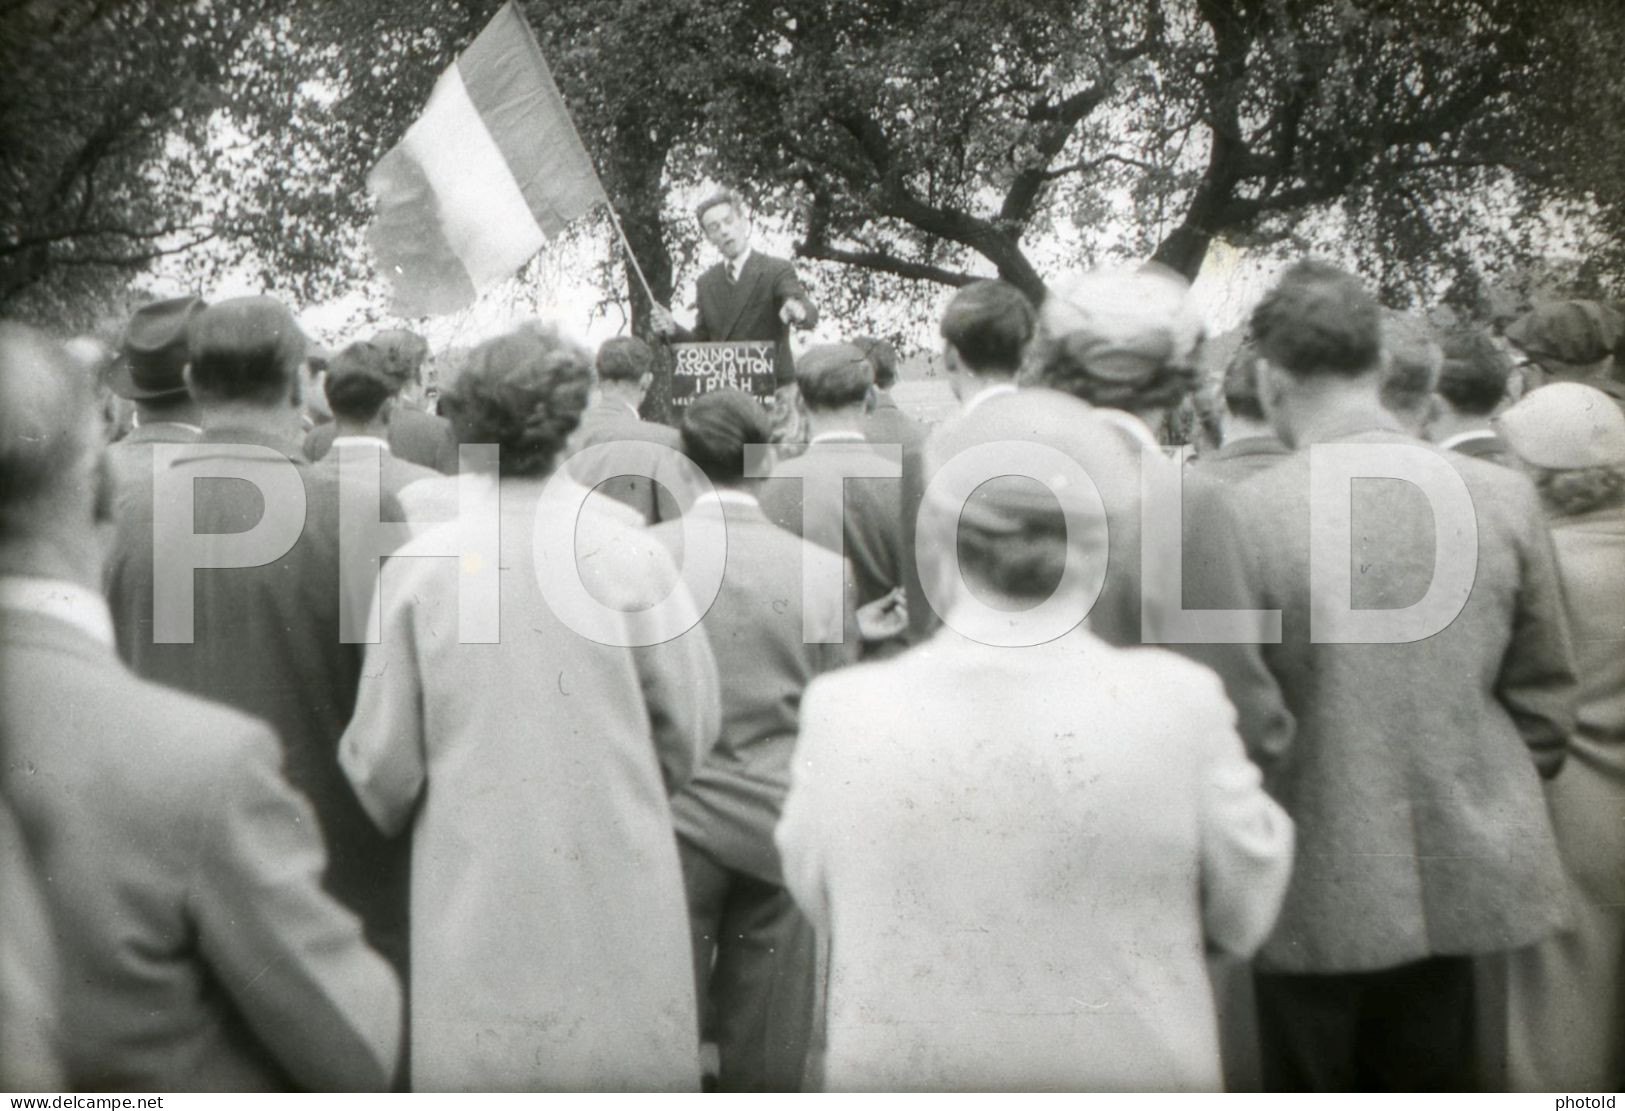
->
[680, 251, 817, 386]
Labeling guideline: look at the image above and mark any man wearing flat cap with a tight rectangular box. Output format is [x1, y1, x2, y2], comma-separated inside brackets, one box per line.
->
[759, 343, 910, 657]
[106, 295, 412, 980]
[104, 296, 205, 502]
[1504, 300, 1625, 411]
[2, 322, 401, 1091]
[651, 389, 859, 1091]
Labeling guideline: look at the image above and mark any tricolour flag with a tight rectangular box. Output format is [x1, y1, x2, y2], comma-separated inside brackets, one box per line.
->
[367, 1, 606, 317]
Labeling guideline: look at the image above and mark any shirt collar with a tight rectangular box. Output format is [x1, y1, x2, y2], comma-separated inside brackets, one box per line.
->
[692, 488, 760, 512]
[190, 424, 309, 462]
[331, 434, 392, 452]
[1290, 404, 1407, 447]
[1438, 429, 1498, 452]
[1213, 434, 1291, 459]
[592, 396, 641, 419]
[961, 381, 1019, 415]
[0, 576, 114, 649]
[130, 415, 202, 434]
[809, 430, 867, 444]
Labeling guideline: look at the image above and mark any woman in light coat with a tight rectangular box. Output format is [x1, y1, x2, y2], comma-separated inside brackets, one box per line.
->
[1496, 382, 1625, 1092]
[340, 326, 721, 1091]
[776, 389, 1294, 1090]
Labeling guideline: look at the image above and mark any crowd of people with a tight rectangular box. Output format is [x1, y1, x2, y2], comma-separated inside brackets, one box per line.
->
[1, 200, 1623, 1094]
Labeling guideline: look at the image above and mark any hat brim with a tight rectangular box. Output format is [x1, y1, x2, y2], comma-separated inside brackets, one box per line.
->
[108, 358, 189, 401]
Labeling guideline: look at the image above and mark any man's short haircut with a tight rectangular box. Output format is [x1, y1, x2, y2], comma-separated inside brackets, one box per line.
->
[1221, 340, 1265, 423]
[1378, 314, 1442, 419]
[680, 389, 771, 485]
[596, 336, 657, 384]
[440, 324, 591, 478]
[796, 343, 875, 410]
[940, 280, 1036, 377]
[694, 189, 742, 226]
[1250, 259, 1381, 378]
[0, 323, 94, 538]
[1436, 325, 1513, 416]
[187, 296, 307, 405]
[371, 328, 429, 387]
[854, 336, 900, 389]
[323, 342, 397, 424]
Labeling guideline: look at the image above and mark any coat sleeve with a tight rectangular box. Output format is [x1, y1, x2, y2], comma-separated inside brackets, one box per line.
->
[190, 724, 403, 1091]
[675, 272, 710, 342]
[1172, 480, 1295, 769]
[1189, 671, 1295, 957]
[1498, 480, 1579, 778]
[339, 585, 428, 838]
[775, 678, 839, 932]
[629, 539, 723, 794]
[771, 259, 818, 327]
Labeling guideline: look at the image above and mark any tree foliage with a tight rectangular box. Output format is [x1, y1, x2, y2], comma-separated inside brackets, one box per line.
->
[3, 0, 1622, 334]
[687, 0, 1623, 306]
[0, 0, 283, 328]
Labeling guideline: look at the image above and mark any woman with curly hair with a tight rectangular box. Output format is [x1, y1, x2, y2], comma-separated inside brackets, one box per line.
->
[1492, 382, 1625, 1092]
[339, 324, 722, 1091]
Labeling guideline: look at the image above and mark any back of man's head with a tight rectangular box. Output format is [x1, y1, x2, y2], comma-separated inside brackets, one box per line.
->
[940, 280, 1035, 378]
[0, 323, 97, 541]
[371, 328, 429, 389]
[796, 343, 874, 411]
[187, 296, 306, 406]
[854, 336, 900, 390]
[1251, 260, 1381, 379]
[1436, 325, 1513, 417]
[596, 336, 656, 386]
[323, 342, 397, 425]
[1379, 313, 1442, 425]
[681, 389, 771, 486]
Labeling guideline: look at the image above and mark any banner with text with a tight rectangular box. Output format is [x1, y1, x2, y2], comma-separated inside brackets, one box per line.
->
[669, 341, 778, 408]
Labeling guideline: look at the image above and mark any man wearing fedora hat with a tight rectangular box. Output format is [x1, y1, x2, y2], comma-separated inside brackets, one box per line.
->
[104, 296, 205, 501]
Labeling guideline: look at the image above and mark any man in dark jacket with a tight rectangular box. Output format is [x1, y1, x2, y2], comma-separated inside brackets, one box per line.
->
[106, 296, 411, 977]
[4, 321, 400, 1091]
[306, 328, 458, 473]
[1427, 325, 1518, 466]
[1234, 261, 1577, 1092]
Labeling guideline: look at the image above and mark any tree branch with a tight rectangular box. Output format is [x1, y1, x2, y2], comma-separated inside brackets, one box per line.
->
[795, 238, 978, 287]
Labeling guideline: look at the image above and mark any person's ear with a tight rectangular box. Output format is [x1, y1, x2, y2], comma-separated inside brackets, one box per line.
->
[378, 395, 396, 426]
[1256, 358, 1287, 422]
[91, 448, 115, 526]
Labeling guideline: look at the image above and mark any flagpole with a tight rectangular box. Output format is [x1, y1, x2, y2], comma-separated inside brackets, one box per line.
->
[603, 202, 658, 308]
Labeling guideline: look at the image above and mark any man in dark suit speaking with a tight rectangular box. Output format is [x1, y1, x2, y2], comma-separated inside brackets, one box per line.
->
[651, 190, 818, 418]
